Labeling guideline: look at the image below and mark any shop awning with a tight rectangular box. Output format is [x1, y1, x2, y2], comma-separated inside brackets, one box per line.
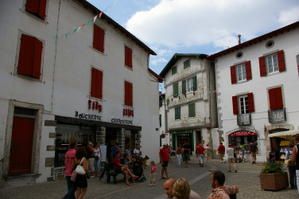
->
[268, 130, 299, 138]
[229, 131, 257, 137]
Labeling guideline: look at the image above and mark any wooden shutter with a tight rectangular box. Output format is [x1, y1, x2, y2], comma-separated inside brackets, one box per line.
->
[173, 82, 178, 97]
[269, 87, 283, 110]
[248, 93, 255, 113]
[125, 46, 132, 68]
[32, 38, 43, 79]
[18, 35, 35, 76]
[192, 76, 197, 91]
[39, 0, 46, 19]
[124, 81, 133, 106]
[182, 80, 186, 95]
[245, 61, 252, 80]
[277, 50, 286, 72]
[230, 65, 237, 84]
[232, 96, 239, 115]
[259, 56, 267, 76]
[26, 0, 39, 14]
[91, 68, 103, 99]
[93, 25, 105, 52]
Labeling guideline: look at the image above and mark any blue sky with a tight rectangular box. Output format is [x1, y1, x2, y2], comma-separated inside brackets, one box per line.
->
[87, 0, 299, 75]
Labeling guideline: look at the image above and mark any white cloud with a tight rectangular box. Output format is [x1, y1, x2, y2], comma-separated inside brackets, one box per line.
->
[279, 6, 299, 25]
[126, 0, 299, 49]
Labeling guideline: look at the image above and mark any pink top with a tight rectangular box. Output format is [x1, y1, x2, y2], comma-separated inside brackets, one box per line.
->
[64, 148, 76, 176]
[151, 164, 157, 173]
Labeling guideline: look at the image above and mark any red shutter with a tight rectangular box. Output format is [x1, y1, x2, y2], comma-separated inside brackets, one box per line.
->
[125, 46, 132, 68]
[232, 96, 239, 115]
[39, 0, 47, 19]
[230, 65, 237, 84]
[26, 0, 39, 14]
[269, 87, 283, 110]
[277, 50, 286, 72]
[32, 38, 43, 79]
[259, 56, 267, 76]
[124, 81, 133, 106]
[91, 68, 103, 99]
[18, 35, 35, 76]
[245, 61, 252, 80]
[93, 25, 105, 52]
[247, 93, 255, 113]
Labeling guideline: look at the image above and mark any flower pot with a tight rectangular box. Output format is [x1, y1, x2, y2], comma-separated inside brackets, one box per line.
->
[260, 172, 288, 191]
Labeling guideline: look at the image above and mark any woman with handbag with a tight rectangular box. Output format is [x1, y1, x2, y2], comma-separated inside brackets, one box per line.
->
[74, 148, 88, 199]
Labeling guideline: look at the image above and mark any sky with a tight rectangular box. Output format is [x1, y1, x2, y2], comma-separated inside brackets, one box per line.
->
[87, 0, 299, 75]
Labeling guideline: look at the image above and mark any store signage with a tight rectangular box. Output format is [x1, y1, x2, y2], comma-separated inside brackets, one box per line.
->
[75, 111, 101, 121]
[111, 118, 133, 125]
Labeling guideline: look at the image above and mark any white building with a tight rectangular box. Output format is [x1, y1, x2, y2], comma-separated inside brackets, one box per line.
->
[211, 21, 299, 162]
[159, 54, 218, 154]
[0, 0, 160, 185]
[159, 93, 170, 146]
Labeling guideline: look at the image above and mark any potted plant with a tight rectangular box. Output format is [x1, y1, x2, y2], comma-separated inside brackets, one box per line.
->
[260, 161, 289, 191]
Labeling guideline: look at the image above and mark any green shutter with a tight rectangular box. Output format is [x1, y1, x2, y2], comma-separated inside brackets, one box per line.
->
[182, 80, 186, 95]
[175, 106, 181, 120]
[193, 76, 197, 91]
[172, 66, 177, 75]
[173, 82, 178, 97]
[188, 103, 195, 117]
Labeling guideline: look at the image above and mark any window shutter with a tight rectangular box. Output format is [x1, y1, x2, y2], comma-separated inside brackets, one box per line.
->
[93, 25, 105, 52]
[26, 0, 39, 14]
[173, 82, 178, 97]
[248, 93, 255, 113]
[269, 87, 283, 110]
[232, 96, 239, 115]
[193, 76, 197, 91]
[277, 50, 286, 72]
[18, 35, 35, 76]
[245, 61, 252, 80]
[124, 81, 133, 106]
[91, 68, 103, 99]
[230, 65, 237, 84]
[32, 38, 43, 79]
[182, 80, 186, 95]
[125, 46, 132, 68]
[39, 0, 47, 19]
[259, 56, 267, 76]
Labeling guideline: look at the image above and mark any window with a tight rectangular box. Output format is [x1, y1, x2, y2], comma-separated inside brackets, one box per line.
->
[175, 106, 181, 120]
[93, 25, 105, 52]
[182, 76, 197, 94]
[268, 87, 283, 110]
[188, 103, 195, 117]
[184, 59, 191, 69]
[173, 82, 179, 97]
[230, 61, 251, 84]
[17, 34, 43, 79]
[25, 0, 47, 20]
[90, 68, 103, 99]
[159, 114, 162, 127]
[124, 46, 132, 68]
[232, 93, 255, 115]
[124, 81, 133, 106]
[259, 50, 285, 76]
[172, 66, 177, 75]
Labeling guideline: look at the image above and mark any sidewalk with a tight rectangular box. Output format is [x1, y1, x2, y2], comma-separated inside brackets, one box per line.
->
[0, 158, 298, 199]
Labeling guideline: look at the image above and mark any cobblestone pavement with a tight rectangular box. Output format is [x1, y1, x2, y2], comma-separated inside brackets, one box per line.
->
[0, 158, 298, 199]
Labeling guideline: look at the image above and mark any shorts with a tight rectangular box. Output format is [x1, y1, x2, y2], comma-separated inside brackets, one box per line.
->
[162, 161, 168, 168]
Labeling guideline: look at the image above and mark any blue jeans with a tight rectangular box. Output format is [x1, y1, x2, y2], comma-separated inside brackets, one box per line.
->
[63, 176, 76, 199]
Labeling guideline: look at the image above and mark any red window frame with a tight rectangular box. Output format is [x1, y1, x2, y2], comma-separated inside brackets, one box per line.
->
[90, 68, 103, 99]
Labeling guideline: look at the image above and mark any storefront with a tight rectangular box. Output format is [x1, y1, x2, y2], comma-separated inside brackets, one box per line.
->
[171, 129, 202, 153]
[228, 130, 257, 147]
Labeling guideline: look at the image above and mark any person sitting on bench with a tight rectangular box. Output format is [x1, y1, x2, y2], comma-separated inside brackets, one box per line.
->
[112, 151, 138, 185]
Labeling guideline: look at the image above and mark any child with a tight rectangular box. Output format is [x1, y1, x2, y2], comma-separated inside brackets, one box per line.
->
[149, 161, 157, 186]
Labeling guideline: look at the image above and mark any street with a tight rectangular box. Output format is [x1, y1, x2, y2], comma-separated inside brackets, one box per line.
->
[0, 157, 298, 199]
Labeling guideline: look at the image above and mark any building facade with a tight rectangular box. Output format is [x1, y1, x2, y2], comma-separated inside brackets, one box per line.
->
[159, 54, 218, 153]
[211, 21, 299, 162]
[0, 0, 160, 185]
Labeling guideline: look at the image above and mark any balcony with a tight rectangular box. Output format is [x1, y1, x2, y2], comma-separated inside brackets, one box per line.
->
[237, 113, 251, 126]
[268, 108, 286, 124]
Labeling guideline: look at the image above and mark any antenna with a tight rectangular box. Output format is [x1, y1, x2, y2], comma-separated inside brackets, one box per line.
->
[238, 34, 241, 44]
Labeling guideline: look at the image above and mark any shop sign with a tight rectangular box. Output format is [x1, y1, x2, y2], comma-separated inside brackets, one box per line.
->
[111, 118, 132, 125]
[75, 111, 101, 121]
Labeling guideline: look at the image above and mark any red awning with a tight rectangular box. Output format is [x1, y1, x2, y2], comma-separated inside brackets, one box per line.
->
[229, 131, 257, 137]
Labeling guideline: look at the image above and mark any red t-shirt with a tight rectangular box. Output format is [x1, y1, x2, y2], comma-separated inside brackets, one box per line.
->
[218, 145, 225, 154]
[196, 145, 205, 155]
[160, 147, 170, 162]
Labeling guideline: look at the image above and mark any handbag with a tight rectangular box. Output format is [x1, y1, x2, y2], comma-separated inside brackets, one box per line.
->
[75, 158, 86, 175]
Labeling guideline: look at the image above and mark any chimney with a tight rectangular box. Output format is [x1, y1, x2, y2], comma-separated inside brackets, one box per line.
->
[238, 34, 241, 44]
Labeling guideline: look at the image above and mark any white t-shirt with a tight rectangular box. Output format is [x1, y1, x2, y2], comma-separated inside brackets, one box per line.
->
[100, 144, 107, 162]
[227, 147, 234, 159]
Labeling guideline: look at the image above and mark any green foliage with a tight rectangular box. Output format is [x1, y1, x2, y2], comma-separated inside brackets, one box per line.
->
[261, 162, 284, 174]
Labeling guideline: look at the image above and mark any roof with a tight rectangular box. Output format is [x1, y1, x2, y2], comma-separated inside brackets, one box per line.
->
[159, 53, 208, 78]
[209, 21, 299, 59]
[148, 68, 163, 82]
[75, 0, 156, 55]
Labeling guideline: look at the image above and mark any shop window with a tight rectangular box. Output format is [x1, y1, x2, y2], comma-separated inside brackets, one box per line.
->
[25, 0, 47, 20]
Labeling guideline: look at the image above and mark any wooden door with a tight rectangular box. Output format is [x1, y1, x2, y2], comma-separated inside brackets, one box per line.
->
[9, 116, 35, 175]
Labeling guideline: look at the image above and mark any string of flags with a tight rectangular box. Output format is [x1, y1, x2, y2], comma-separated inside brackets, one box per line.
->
[62, 12, 103, 39]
